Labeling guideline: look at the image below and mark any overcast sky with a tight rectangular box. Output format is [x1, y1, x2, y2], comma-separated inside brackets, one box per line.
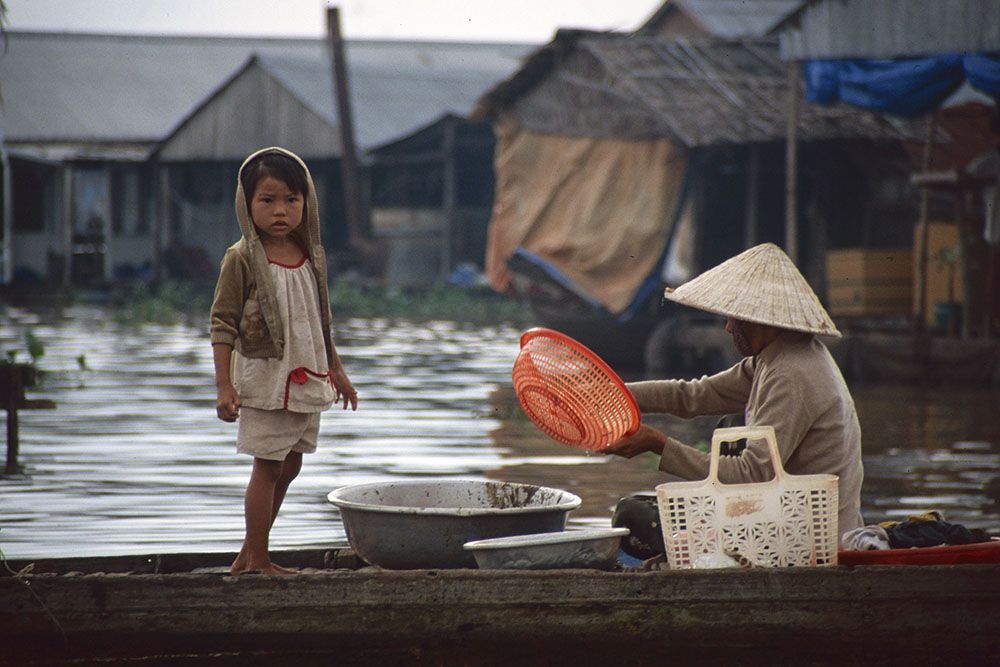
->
[8, 0, 666, 42]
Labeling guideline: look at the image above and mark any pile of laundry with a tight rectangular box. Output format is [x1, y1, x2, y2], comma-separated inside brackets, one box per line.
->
[842, 511, 994, 551]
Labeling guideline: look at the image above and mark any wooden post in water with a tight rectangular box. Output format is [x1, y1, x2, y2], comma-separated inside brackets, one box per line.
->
[0, 365, 24, 475]
[1, 364, 56, 475]
[327, 6, 365, 252]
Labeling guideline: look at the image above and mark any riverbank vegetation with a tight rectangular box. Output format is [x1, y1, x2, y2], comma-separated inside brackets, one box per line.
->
[98, 279, 534, 327]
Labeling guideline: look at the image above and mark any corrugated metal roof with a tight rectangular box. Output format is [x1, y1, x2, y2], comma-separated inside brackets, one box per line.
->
[255, 47, 525, 150]
[475, 33, 926, 146]
[773, 0, 1000, 59]
[675, 0, 803, 38]
[640, 0, 803, 38]
[0, 31, 529, 156]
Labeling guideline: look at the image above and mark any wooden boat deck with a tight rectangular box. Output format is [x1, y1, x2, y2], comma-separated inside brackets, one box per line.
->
[3, 548, 1000, 665]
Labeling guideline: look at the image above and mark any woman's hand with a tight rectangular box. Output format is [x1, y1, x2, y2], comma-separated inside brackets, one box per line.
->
[330, 367, 358, 411]
[603, 423, 668, 459]
[216, 383, 241, 422]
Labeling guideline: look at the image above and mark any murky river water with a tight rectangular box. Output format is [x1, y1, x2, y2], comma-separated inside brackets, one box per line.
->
[1, 305, 998, 560]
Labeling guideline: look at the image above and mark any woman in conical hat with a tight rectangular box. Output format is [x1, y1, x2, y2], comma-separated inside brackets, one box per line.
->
[606, 243, 864, 551]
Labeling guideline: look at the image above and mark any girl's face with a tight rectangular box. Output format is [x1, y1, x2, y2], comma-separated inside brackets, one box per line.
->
[250, 176, 304, 242]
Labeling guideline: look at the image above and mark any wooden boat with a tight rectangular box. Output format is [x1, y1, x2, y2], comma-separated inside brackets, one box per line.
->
[3, 548, 1000, 665]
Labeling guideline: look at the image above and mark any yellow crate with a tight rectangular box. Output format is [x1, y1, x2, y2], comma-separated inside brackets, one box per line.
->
[826, 248, 912, 316]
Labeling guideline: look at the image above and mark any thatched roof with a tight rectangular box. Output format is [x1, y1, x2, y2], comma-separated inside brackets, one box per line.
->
[472, 32, 926, 147]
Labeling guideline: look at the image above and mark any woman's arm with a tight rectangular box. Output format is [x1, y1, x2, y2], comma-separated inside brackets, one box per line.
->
[627, 357, 754, 418]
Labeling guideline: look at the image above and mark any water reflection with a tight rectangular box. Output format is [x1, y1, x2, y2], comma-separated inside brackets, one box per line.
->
[1, 305, 998, 559]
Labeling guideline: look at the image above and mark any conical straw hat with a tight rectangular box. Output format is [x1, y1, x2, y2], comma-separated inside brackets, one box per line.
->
[664, 243, 841, 337]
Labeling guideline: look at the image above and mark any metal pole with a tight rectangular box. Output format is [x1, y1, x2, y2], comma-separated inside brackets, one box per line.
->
[784, 61, 800, 264]
[327, 6, 365, 250]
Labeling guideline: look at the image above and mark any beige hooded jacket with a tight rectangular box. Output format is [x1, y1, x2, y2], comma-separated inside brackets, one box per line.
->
[209, 147, 342, 372]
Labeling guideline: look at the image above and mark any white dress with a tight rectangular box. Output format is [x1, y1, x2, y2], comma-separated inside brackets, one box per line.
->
[233, 256, 335, 413]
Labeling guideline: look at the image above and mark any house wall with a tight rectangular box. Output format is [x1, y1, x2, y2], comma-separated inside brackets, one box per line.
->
[155, 158, 346, 282]
[9, 160, 63, 283]
[6, 160, 165, 286]
[372, 207, 444, 288]
[12, 233, 49, 282]
[157, 65, 340, 162]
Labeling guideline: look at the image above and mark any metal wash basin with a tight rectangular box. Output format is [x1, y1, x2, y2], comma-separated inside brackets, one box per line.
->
[327, 479, 582, 569]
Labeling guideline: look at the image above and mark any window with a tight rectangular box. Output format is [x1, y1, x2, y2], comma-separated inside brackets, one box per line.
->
[13, 161, 48, 232]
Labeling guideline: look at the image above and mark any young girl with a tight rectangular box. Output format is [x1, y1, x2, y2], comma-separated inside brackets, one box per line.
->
[210, 146, 357, 576]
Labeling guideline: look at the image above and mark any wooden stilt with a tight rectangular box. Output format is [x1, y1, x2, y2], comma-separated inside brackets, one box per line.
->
[785, 62, 800, 264]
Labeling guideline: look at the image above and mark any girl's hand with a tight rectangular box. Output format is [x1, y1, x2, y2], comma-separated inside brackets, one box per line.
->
[216, 384, 241, 422]
[330, 367, 358, 411]
[603, 423, 667, 459]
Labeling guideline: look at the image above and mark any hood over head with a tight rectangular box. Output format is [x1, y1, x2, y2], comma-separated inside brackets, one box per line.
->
[234, 146, 322, 248]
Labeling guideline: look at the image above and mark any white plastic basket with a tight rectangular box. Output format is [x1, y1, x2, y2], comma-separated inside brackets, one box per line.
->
[655, 426, 839, 568]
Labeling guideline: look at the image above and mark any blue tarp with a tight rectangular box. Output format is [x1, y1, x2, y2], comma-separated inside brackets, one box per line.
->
[805, 54, 1000, 116]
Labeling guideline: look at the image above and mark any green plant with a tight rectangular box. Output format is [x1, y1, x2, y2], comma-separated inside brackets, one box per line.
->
[111, 281, 214, 325]
[24, 330, 44, 362]
[328, 281, 532, 325]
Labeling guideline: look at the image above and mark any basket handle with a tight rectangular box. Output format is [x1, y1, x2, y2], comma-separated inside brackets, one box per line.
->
[707, 425, 785, 484]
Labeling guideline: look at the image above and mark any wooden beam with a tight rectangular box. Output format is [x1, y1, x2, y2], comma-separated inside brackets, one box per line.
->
[440, 117, 457, 280]
[61, 165, 74, 287]
[327, 6, 365, 249]
[0, 144, 11, 285]
[371, 151, 447, 168]
[914, 113, 937, 335]
[744, 144, 759, 248]
[784, 62, 800, 264]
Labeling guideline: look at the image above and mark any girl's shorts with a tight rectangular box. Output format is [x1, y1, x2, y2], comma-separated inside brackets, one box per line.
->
[237, 407, 320, 461]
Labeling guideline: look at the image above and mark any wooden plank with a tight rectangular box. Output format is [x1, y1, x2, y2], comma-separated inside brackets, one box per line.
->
[2, 565, 999, 663]
[15, 399, 56, 410]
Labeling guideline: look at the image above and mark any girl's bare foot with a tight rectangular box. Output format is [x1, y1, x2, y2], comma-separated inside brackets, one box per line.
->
[231, 562, 299, 576]
[230, 549, 248, 576]
[231, 545, 298, 575]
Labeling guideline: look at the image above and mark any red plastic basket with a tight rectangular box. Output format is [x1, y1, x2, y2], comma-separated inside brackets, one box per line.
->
[512, 328, 640, 451]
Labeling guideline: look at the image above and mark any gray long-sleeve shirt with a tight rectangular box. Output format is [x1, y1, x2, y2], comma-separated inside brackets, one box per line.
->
[627, 331, 864, 538]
